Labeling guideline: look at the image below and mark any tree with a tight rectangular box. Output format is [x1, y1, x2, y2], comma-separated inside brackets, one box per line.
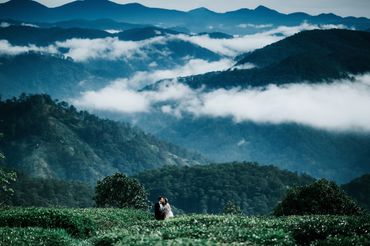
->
[274, 179, 363, 216]
[94, 173, 149, 209]
[0, 133, 17, 206]
[223, 201, 243, 215]
[342, 174, 370, 211]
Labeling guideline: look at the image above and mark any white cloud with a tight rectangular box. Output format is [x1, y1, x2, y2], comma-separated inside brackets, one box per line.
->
[184, 74, 370, 132]
[0, 40, 57, 56]
[73, 81, 150, 113]
[21, 23, 39, 28]
[104, 29, 122, 34]
[237, 23, 273, 29]
[124, 58, 233, 89]
[177, 22, 349, 57]
[55, 37, 145, 61]
[72, 58, 232, 110]
[0, 22, 10, 28]
[72, 74, 370, 132]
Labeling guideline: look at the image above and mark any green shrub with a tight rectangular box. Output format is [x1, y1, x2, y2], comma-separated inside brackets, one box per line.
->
[0, 208, 96, 237]
[0, 227, 75, 246]
[223, 201, 243, 215]
[291, 215, 370, 245]
[313, 234, 370, 246]
[94, 173, 149, 209]
[274, 179, 363, 216]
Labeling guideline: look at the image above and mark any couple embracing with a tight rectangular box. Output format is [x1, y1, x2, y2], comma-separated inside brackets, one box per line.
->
[154, 196, 174, 220]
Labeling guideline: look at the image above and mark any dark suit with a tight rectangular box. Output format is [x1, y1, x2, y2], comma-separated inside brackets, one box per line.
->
[154, 202, 164, 220]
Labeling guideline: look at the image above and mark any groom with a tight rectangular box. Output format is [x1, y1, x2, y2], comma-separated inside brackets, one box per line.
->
[154, 196, 165, 220]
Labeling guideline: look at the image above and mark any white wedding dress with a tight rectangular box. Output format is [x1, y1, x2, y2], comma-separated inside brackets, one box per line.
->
[163, 203, 174, 219]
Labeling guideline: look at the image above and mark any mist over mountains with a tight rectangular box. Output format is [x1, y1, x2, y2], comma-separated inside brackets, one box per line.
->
[0, 0, 370, 186]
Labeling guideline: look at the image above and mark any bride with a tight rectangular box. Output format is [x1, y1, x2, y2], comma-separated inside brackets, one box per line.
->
[163, 198, 174, 219]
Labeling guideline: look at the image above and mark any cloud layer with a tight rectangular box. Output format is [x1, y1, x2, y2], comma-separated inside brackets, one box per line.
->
[72, 74, 370, 132]
[177, 22, 349, 56]
[0, 22, 349, 60]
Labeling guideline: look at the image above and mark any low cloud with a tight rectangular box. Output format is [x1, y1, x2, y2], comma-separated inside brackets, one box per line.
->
[72, 74, 370, 132]
[177, 22, 349, 57]
[0, 40, 57, 56]
[73, 58, 232, 109]
[237, 23, 273, 29]
[55, 37, 155, 62]
[0, 22, 350, 61]
[121, 58, 234, 89]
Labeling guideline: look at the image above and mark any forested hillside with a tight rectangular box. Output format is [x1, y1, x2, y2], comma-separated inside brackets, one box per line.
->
[174, 29, 370, 89]
[0, 94, 206, 183]
[342, 174, 370, 211]
[135, 162, 315, 215]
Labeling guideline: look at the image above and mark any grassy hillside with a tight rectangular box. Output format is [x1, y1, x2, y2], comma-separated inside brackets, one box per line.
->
[0, 207, 369, 245]
[0, 94, 206, 183]
[135, 162, 315, 215]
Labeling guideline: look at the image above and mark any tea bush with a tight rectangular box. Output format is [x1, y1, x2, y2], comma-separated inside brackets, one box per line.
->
[0, 207, 96, 237]
[0, 207, 369, 245]
[0, 227, 75, 246]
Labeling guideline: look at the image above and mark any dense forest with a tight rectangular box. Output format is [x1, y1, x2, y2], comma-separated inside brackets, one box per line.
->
[2, 160, 368, 212]
[342, 174, 370, 211]
[0, 94, 206, 183]
[6, 171, 94, 207]
[135, 162, 316, 215]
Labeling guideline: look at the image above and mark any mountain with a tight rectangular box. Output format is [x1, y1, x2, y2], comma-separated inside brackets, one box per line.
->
[0, 53, 100, 98]
[0, 25, 221, 99]
[342, 174, 370, 211]
[135, 162, 315, 214]
[117, 27, 180, 41]
[0, 94, 206, 183]
[0, 25, 110, 45]
[1, 1, 369, 34]
[172, 29, 370, 89]
[49, 19, 146, 31]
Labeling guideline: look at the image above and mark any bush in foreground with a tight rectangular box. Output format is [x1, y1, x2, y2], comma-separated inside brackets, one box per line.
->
[94, 173, 149, 209]
[274, 179, 363, 216]
[0, 227, 75, 246]
[0, 208, 96, 237]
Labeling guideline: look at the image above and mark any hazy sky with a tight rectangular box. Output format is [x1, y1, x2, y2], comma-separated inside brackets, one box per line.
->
[1, 0, 370, 18]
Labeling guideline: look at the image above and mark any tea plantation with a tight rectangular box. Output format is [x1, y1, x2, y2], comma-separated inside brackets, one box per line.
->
[0, 207, 369, 245]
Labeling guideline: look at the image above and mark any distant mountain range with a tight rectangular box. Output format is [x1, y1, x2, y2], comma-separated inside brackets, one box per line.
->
[170, 29, 370, 89]
[1, 0, 370, 34]
[0, 94, 206, 183]
[0, 25, 221, 98]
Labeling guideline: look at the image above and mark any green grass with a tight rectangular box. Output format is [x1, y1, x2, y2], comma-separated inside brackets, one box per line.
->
[0, 207, 369, 245]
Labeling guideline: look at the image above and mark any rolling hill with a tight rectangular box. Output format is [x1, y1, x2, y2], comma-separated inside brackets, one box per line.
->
[0, 94, 206, 183]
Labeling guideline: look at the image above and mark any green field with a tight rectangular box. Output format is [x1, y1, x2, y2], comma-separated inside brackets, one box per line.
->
[0, 208, 369, 245]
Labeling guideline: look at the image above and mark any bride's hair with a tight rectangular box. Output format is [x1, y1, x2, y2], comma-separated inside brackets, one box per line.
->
[164, 198, 169, 205]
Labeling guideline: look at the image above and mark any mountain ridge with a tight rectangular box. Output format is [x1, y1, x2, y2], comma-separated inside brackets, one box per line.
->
[1, 0, 369, 34]
[166, 29, 370, 90]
